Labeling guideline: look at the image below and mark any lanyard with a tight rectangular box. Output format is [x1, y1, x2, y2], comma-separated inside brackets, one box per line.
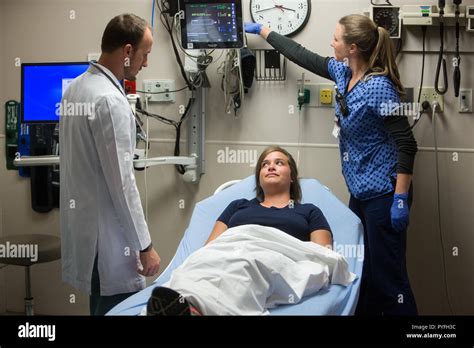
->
[335, 85, 349, 117]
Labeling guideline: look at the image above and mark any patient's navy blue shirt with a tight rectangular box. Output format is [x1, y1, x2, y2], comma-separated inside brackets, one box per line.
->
[217, 198, 332, 242]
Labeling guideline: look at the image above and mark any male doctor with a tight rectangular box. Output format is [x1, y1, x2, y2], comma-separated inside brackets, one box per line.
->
[60, 14, 160, 315]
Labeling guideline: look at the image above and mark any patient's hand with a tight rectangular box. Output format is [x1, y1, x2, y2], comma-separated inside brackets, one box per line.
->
[138, 248, 161, 277]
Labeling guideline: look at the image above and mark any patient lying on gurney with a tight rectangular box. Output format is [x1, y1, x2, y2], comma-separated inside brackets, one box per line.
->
[147, 146, 356, 315]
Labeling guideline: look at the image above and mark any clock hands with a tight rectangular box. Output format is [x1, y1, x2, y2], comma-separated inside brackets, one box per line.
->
[275, 5, 296, 12]
[255, 6, 278, 13]
[255, 4, 295, 13]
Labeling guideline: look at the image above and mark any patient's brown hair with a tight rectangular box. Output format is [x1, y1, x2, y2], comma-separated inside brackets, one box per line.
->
[255, 146, 302, 203]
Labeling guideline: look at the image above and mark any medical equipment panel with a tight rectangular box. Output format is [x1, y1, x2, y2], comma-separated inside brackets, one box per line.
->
[371, 5, 402, 38]
[179, 0, 244, 49]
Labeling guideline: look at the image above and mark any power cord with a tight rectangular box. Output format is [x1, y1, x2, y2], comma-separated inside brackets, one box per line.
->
[431, 101, 454, 315]
[135, 97, 194, 175]
[411, 26, 427, 129]
[144, 97, 150, 221]
[218, 49, 244, 115]
[136, 86, 188, 94]
[453, 0, 462, 97]
[173, 99, 194, 174]
[156, 0, 191, 87]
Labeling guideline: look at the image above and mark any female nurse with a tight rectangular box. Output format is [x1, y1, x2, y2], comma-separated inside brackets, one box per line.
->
[245, 14, 418, 315]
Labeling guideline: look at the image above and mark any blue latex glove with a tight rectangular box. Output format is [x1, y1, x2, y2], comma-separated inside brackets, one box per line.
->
[391, 192, 409, 233]
[245, 22, 263, 34]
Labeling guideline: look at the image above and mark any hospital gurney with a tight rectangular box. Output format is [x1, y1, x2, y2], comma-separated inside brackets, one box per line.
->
[108, 176, 364, 315]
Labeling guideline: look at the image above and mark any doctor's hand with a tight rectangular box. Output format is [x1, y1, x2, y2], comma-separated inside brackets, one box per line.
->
[138, 248, 161, 277]
[390, 192, 409, 233]
[244, 22, 263, 34]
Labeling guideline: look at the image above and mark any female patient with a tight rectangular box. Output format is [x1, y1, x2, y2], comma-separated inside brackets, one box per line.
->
[206, 145, 333, 247]
[147, 146, 333, 315]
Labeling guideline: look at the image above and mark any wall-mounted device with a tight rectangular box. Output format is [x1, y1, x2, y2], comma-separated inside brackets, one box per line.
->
[401, 4, 470, 27]
[143, 79, 176, 103]
[467, 6, 474, 32]
[458, 88, 472, 113]
[21, 62, 89, 123]
[370, 5, 402, 38]
[179, 0, 244, 49]
[400, 5, 433, 26]
[20, 62, 89, 213]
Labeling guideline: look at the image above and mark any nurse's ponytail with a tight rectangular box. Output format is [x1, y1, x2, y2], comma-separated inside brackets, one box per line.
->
[339, 15, 405, 100]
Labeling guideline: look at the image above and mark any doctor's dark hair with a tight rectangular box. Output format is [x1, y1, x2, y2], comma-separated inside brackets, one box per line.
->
[255, 146, 302, 203]
[101, 14, 150, 53]
[339, 14, 405, 99]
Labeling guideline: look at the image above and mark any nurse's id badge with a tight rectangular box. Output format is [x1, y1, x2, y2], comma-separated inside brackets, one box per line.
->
[332, 117, 340, 139]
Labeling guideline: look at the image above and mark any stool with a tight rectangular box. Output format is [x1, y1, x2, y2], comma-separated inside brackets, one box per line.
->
[0, 234, 61, 315]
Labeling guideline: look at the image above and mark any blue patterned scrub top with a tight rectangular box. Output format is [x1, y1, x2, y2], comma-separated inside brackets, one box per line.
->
[328, 58, 399, 200]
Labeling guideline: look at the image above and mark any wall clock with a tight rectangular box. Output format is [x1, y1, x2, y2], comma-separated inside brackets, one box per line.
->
[250, 0, 311, 36]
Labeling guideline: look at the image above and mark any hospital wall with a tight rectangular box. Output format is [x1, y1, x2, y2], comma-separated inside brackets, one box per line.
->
[0, 0, 473, 315]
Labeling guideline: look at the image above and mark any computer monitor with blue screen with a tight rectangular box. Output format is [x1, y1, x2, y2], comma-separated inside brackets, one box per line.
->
[21, 62, 90, 123]
[179, 0, 244, 49]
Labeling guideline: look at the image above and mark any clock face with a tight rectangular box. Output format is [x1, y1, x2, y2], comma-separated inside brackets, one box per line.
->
[250, 0, 311, 36]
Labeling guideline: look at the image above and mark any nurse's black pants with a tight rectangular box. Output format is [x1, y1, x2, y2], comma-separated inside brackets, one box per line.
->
[351, 188, 418, 316]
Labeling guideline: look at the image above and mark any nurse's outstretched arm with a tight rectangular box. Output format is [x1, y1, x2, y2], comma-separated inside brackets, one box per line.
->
[257, 26, 332, 80]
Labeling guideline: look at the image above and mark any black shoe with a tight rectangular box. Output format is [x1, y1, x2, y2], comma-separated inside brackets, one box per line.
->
[147, 286, 191, 316]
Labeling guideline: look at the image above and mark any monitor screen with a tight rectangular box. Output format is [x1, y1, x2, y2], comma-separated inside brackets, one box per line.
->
[21, 62, 90, 123]
[180, 0, 244, 49]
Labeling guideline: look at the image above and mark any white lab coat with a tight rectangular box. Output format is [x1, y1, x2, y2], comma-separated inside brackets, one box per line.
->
[59, 64, 151, 296]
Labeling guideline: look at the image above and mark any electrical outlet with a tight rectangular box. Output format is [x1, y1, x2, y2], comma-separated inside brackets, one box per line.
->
[316, 83, 335, 107]
[459, 88, 472, 113]
[143, 79, 176, 103]
[320, 88, 333, 105]
[416, 87, 444, 112]
[302, 82, 335, 108]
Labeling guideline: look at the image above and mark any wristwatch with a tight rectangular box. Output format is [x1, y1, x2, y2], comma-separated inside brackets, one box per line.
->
[140, 243, 153, 253]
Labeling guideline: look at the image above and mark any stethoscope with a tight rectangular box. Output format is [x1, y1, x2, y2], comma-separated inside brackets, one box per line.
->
[89, 61, 126, 96]
[89, 62, 147, 140]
